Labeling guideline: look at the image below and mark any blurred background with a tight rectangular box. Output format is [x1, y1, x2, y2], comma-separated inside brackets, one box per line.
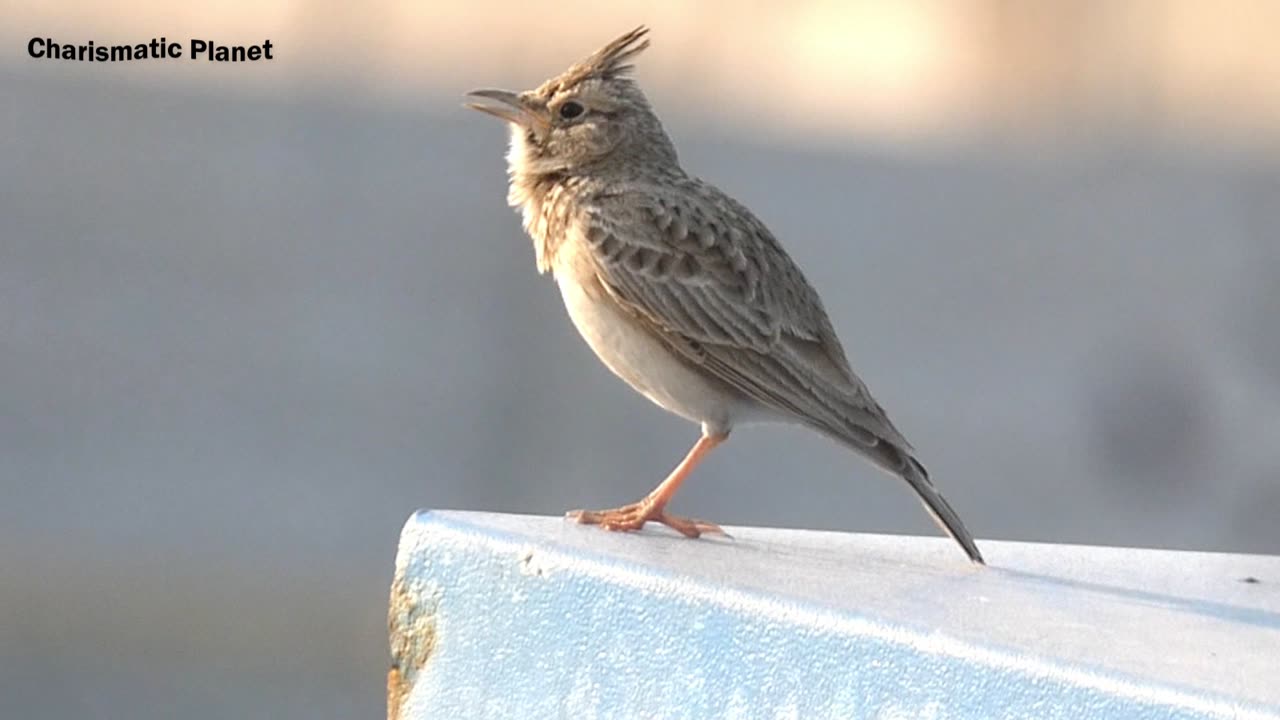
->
[2, 1, 1278, 717]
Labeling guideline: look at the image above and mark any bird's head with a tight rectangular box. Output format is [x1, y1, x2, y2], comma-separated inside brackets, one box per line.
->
[465, 26, 677, 179]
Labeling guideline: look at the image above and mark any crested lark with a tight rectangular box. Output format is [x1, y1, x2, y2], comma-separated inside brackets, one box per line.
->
[466, 26, 984, 563]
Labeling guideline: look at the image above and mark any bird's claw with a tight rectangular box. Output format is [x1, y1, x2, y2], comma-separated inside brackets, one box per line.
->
[567, 502, 728, 539]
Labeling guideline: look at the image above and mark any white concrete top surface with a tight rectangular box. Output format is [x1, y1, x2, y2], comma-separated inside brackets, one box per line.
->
[391, 511, 1280, 719]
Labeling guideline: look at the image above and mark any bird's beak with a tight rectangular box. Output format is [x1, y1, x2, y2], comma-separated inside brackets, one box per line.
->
[464, 88, 547, 132]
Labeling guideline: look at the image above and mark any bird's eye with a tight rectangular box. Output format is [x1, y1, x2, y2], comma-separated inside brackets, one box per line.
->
[558, 101, 585, 120]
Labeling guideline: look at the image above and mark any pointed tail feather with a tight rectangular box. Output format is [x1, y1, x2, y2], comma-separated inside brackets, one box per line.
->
[819, 423, 985, 564]
[902, 456, 984, 564]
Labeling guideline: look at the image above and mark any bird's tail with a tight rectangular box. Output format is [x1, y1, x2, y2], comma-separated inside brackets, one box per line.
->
[826, 429, 985, 564]
[898, 455, 985, 564]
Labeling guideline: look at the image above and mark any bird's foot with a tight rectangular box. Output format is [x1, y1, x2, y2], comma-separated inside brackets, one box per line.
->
[567, 501, 727, 539]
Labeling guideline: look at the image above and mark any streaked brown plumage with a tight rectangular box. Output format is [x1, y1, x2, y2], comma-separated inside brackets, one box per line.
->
[466, 26, 984, 563]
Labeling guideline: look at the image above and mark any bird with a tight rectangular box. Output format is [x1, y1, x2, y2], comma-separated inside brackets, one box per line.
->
[465, 26, 984, 564]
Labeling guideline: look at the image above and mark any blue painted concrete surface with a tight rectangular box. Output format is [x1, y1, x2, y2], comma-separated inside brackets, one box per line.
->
[388, 511, 1280, 719]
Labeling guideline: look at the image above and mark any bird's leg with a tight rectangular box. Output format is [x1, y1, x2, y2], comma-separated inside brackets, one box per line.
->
[568, 432, 728, 538]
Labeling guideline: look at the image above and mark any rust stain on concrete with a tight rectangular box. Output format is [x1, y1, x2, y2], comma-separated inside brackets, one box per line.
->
[386, 563, 439, 720]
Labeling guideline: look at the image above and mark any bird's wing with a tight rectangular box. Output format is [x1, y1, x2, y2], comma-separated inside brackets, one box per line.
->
[579, 181, 912, 450]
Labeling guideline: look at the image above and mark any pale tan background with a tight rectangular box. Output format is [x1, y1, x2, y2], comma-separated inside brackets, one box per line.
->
[2, 2, 1279, 718]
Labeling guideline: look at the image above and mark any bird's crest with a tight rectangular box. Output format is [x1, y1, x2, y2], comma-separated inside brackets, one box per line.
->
[548, 25, 650, 93]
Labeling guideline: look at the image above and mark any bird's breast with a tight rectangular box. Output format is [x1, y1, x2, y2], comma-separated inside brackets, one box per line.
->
[550, 239, 746, 434]
[510, 177, 583, 274]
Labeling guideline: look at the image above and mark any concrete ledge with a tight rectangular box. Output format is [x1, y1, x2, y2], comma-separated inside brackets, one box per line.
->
[387, 510, 1280, 719]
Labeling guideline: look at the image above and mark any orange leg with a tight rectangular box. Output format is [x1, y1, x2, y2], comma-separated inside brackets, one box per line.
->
[568, 432, 728, 538]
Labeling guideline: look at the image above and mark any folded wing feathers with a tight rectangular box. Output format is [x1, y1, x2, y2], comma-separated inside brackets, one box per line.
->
[582, 185, 913, 452]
